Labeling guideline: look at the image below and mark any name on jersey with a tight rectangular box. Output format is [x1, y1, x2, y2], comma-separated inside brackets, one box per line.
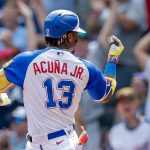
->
[33, 60, 84, 80]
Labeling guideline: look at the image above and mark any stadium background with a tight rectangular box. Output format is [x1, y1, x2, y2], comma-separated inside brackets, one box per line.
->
[0, 0, 150, 150]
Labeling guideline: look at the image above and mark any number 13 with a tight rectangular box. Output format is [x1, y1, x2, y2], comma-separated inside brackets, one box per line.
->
[43, 78, 75, 109]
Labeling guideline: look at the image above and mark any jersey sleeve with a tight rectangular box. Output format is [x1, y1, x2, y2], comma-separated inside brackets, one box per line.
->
[3, 49, 48, 87]
[83, 60, 106, 100]
[3, 52, 31, 87]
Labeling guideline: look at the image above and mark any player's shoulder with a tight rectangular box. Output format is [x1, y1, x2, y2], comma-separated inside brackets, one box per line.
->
[12, 48, 49, 64]
[78, 57, 99, 72]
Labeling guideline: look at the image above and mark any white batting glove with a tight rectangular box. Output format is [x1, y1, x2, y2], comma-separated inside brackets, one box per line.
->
[0, 93, 11, 106]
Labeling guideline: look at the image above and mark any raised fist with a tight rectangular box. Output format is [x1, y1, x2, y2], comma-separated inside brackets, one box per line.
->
[108, 35, 124, 57]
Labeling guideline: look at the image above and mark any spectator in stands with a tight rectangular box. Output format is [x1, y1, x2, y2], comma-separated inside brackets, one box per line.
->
[145, 0, 150, 31]
[0, 0, 37, 129]
[29, 0, 46, 31]
[85, 0, 104, 38]
[28, 0, 47, 48]
[131, 72, 148, 116]
[42, 0, 76, 14]
[76, 0, 91, 20]
[0, 0, 36, 65]
[75, 33, 89, 59]
[134, 32, 150, 121]
[108, 87, 150, 150]
[100, 0, 146, 89]
[0, 106, 27, 150]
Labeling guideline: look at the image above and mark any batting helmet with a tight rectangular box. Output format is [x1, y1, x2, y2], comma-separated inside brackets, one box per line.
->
[44, 10, 86, 38]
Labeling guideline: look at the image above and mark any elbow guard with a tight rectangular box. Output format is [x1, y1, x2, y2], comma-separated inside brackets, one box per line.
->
[106, 77, 116, 95]
[99, 77, 116, 104]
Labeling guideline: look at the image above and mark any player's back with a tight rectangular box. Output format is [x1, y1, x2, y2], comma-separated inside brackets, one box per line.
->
[4, 47, 106, 136]
[22, 48, 89, 136]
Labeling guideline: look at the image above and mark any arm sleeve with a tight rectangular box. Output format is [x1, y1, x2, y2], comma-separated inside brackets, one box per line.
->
[83, 60, 107, 100]
[104, 61, 117, 78]
[83, 58, 117, 102]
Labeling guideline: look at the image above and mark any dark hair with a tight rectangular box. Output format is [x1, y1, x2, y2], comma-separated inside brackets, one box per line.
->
[45, 33, 68, 47]
[45, 37, 61, 46]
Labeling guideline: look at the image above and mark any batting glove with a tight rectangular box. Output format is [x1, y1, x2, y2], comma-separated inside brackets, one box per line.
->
[0, 93, 11, 106]
[108, 35, 124, 57]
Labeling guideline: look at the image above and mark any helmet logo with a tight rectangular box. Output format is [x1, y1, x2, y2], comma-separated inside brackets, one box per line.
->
[46, 29, 50, 36]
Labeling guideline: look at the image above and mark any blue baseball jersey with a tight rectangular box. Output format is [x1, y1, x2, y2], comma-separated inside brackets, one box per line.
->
[3, 48, 106, 136]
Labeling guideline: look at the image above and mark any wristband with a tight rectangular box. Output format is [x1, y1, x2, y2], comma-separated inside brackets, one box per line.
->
[110, 41, 119, 47]
[108, 55, 118, 63]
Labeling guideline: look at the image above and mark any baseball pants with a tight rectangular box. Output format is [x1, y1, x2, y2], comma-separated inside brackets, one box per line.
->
[26, 126, 82, 150]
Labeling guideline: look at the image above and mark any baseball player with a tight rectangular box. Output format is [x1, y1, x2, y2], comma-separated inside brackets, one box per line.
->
[0, 10, 124, 150]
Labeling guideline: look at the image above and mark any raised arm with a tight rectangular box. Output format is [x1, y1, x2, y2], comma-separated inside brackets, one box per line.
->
[134, 32, 150, 70]
[86, 35, 124, 103]
[98, 0, 118, 49]
[101, 36, 124, 103]
[30, 0, 46, 30]
[17, 0, 37, 51]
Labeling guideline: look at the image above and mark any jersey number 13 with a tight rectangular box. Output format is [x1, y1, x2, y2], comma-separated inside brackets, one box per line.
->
[43, 78, 75, 109]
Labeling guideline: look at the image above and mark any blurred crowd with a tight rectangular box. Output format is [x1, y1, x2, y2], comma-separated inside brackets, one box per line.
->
[0, 0, 150, 150]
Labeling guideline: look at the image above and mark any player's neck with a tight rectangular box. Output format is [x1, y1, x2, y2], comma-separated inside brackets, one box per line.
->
[47, 44, 75, 53]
